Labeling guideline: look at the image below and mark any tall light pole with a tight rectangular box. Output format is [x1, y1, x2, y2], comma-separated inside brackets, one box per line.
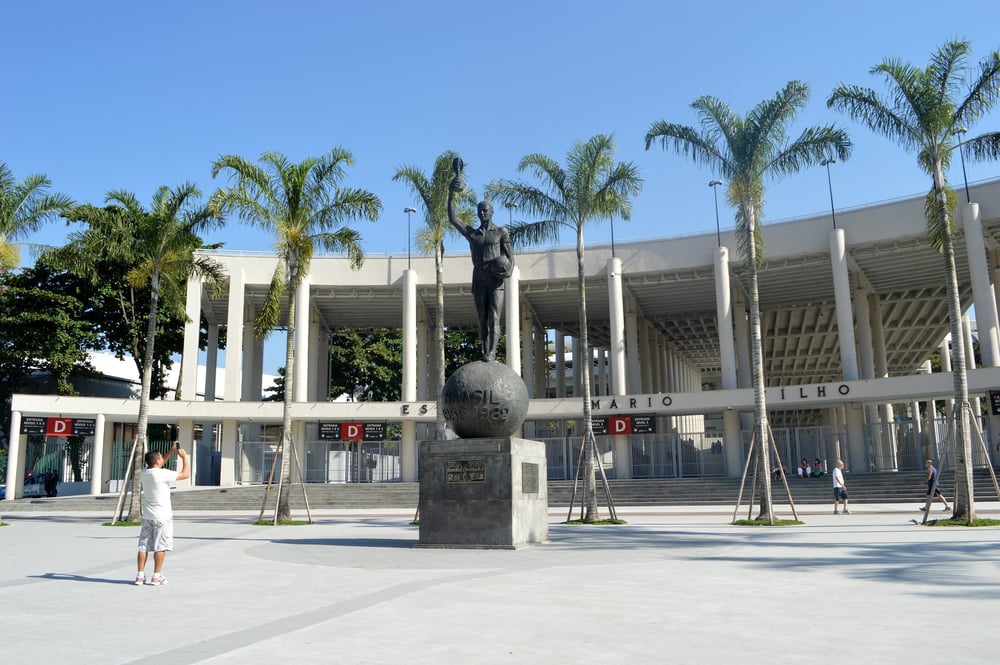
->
[820, 158, 837, 229]
[709, 180, 722, 246]
[404, 207, 417, 269]
[954, 126, 970, 203]
[505, 202, 517, 225]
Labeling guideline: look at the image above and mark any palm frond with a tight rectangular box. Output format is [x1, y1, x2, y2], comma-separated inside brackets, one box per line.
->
[506, 219, 567, 248]
[924, 187, 957, 253]
[255, 268, 286, 338]
[965, 131, 1000, 162]
[954, 49, 1000, 127]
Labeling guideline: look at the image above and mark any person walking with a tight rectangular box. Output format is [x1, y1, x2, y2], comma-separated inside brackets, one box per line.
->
[832, 459, 849, 514]
[921, 459, 950, 513]
[135, 442, 189, 586]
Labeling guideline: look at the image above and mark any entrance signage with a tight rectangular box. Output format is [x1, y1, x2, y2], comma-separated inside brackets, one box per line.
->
[72, 418, 96, 436]
[21, 416, 97, 437]
[592, 414, 656, 435]
[319, 422, 388, 441]
[20, 416, 47, 435]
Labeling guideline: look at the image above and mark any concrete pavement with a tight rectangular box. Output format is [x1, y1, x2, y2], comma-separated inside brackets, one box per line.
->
[1, 503, 999, 664]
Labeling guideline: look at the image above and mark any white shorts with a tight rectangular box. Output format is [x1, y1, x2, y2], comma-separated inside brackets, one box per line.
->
[137, 519, 174, 553]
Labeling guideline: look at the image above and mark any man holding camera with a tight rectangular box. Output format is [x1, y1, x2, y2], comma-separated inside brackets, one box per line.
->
[135, 442, 189, 586]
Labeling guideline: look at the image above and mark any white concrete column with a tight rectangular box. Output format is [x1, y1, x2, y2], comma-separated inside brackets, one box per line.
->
[555, 333, 567, 398]
[89, 413, 106, 495]
[505, 266, 520, 373]
[596, 348, 608, 397]
[830, 229, 859, 380]
[624, 296, 642, 394]
[962, 202, 1000, 366]
[940, 337, 953, 410]
[533, 325, 547, 398]
[607, 258, 628, 397]
[223, 269, 245, 402]
[205, 324, 219, 401]
[520, 300, 533, 390]
[220, 420, 238, 486]
[714, 246, 742, 475]
[714, 246, 738, 390]
[181, 274, 202, 401]
[243, 327, 263, 402]
[733, 293, 751, 389]
[963, 314, 982, 418]
[4, 411, 23, 500]
[572, 337, 583, 398]
[869, 295, 896, 467]
[852, 288, 875, 468]
[638, 323, 651, 393]
[416, 305, 429, 400]
[176, 420, 194, 488]
[854, 289, 875, 380]
[401, 269, 418, 481]
[293, 276, 310, 403]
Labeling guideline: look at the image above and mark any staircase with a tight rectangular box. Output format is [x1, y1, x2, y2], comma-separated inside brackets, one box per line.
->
[3, 470, 996, 513]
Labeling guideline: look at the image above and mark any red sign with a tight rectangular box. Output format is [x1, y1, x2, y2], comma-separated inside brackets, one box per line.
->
[46, 418, 73, 437]
[607, 416, 633, 435]
[341, 422, 364, 441]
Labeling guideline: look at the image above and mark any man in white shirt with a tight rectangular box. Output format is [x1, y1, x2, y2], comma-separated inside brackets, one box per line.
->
[832, 459, 849, 514]
[135, 442, 189, 586]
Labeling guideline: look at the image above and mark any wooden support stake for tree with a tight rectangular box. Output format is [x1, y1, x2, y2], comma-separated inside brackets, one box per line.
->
[565, 436, 588, 522]
[732, 429, 756, 523]
[590, 430, 618, 521]
[111, 438, 139, 525]
[964, 402, 1000, 502]
[289, 435, 313, 524]
[257, 439, 282, 524]
[767, 421, 798, 522]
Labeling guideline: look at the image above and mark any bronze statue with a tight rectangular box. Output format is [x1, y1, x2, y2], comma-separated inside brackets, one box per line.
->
[447, 157, 514, 362]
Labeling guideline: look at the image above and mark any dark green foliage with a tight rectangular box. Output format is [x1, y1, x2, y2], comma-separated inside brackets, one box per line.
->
[0, 271, 96, 439]
[329, 328, 403, 401]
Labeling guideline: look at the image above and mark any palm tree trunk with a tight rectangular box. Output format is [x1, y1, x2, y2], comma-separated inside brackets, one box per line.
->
[126, 272, 162, 522]
[935, 171, 975, 521]
[435, 243, 447, 440]
[745, 208, 774, 523]
[276, 281, 296, 522]
[576, 228, 599, 521]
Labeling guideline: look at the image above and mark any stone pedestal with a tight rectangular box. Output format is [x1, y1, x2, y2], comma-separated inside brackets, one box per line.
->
[417, 437, 548, 549]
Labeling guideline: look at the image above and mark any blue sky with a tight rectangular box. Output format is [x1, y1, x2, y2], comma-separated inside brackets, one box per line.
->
[4, 0, 1000, 373]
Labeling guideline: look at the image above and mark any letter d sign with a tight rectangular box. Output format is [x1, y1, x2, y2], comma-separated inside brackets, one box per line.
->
[46, 418, 73, 436]
[610, 417, 632, 435]
[343, 423, 363, 441]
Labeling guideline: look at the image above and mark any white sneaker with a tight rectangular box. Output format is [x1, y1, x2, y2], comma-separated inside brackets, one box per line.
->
[149, 574, 168, 586]
[134, 573, 145, 586]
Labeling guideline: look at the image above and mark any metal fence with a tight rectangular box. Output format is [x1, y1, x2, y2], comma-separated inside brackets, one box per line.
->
[23, 436, 95, 483]
[224, 418, 994, 485]
[109, 440, 178, 480]
[236, 440, 401, 484]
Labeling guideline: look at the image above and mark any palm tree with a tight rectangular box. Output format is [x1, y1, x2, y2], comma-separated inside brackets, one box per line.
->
[393, 151, 477, 439]
[55, 184, 224, 521]
[0, 162, 74, 270]
[211, 150, 381, 522]
[829, 41, 1000, 522]
[645, 82, 850, 522]
[487, 134, 642, 522]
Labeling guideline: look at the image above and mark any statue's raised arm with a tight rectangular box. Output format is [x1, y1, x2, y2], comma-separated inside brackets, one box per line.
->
[447, 157, 470, 238]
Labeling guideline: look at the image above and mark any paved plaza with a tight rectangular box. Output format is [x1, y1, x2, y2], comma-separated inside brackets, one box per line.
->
[1, 503, 999, 664]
